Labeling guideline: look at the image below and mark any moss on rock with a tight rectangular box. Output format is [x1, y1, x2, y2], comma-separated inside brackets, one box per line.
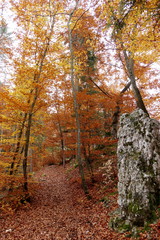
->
[116, 109, 160, 229]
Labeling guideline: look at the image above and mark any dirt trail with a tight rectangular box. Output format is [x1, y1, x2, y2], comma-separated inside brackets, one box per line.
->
[0, 165, 124, 240]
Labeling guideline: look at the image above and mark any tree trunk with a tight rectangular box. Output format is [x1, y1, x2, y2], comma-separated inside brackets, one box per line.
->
[67, 2, 89, 195]
[123, 50, 149, 116]
[23, 113, 32, 192]
[58, 121, 65, 167]
[82, 142, 94, 182]
[14, 145, 24, 175]
[10, 112, 27, 176]
[111, 81, 132, 138]
[22, 87, 38, 193]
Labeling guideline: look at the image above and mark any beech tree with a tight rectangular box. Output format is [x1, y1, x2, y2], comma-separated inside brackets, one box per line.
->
[67, 1, 90, 195]
[1, 0, 64, 196]
[66, 1, 116, 192]
[97, 0, 160, 117]
[0, 0, 159, 205]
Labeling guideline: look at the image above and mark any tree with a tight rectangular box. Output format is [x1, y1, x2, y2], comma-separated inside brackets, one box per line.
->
[7, 0, 64, 195]
[66, 1, 115, 192]
[0, 0, 159, 207]
[97, 0, 160, 117]
[67, 1, 89, 195]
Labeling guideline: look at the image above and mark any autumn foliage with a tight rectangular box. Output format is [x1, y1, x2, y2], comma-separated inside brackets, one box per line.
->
[0, 0, 159, 212]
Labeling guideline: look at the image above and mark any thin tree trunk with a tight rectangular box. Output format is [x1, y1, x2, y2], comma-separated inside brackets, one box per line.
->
[111, 81, 132, 138]
[67, 2, 89, 195]
[111, 46, 150, 138]
[14, 145, 24, 175]
[22, 87, 38, 192]
[23, 113, 32, 192]
[10, 113, 27, 176]
[82, 142, 94, 182]
[58, 122, 65, 167]
[123, 50, 149, 116]
[21, 15, 55, 194]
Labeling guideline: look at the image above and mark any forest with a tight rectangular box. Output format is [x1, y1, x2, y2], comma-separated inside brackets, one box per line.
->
[0, 0, 160, 239]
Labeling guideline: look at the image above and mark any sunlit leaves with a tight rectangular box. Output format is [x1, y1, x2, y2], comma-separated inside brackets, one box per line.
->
[101, 0, 160, 62]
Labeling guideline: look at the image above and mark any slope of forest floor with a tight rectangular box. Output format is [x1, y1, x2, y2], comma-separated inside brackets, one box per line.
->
[0, 164, 160, 240]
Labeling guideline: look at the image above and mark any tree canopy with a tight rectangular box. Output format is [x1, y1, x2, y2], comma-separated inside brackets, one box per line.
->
[0, 0, 159, 201]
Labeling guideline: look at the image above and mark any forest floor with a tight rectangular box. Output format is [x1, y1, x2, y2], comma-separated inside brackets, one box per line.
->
[0, 164, 160, 240]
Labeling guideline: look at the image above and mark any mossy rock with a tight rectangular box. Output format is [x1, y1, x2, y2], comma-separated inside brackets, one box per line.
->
[109, 216, 132, 233]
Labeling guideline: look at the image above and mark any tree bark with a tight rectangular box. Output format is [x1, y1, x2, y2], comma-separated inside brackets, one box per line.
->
[23, 86, 39, 192]
[21, 15, 55, 193]
[123, 50, 149, 116]
[67, 2, 89, 195]
[23, 113, 32, 192]
[57, 121, 65, 167]
[111, 81, 132, 138]
[10, 112, 27, 176]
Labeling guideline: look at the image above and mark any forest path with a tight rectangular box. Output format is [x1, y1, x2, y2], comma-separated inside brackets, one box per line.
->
[0, 165, 123, 240]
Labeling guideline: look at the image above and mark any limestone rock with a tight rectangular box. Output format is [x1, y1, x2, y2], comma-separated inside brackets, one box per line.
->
[117, 109, 160, 226]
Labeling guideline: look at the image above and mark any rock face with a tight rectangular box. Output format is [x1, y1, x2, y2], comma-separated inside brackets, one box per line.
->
[117, 109, 160, 226]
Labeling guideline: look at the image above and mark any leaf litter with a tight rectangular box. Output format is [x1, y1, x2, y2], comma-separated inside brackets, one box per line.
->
[0, 165, 160, 240]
